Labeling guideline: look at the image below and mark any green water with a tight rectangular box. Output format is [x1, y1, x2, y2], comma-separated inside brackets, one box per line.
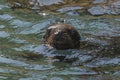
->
[0, 1, 120, 80]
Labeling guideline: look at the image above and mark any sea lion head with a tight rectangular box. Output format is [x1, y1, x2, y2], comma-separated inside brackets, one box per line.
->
[43, 23, 80, 50]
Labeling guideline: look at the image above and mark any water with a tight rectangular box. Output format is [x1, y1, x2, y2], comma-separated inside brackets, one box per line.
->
[0, 1, 120, 80]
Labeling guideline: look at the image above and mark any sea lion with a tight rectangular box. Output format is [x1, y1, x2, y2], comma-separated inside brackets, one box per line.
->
[43, 23, 80, 50]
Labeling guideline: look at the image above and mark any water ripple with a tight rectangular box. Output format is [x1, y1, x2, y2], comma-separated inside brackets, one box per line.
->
[0, 56, 55, 70]
[0, 31, 10, 38]
[0, 14, 15, 21]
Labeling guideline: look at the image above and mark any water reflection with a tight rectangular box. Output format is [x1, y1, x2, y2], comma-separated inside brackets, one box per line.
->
[0, 56, 54, 70]
[10, 19, 32, 28]
[0, 14, 14, 21]
[0, 31, 10, 38]
[0, 4, 9, 10]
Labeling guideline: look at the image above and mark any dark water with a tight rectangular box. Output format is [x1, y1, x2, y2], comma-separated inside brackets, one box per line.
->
[0, 1, 120, 80]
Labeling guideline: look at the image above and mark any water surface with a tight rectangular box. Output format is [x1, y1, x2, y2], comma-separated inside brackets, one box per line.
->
[0, 1, 120, 80]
